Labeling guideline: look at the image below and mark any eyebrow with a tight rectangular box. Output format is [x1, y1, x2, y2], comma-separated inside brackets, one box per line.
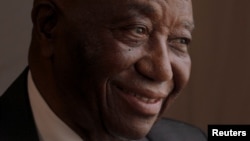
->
[181, 21, 195, 32]
[127, 2, 156, 15]
[108, 2, 157, 27]
[126, 2, 159, 20]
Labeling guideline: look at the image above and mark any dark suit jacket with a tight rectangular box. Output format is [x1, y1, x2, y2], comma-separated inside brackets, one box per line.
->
[0, 68, 207, 141]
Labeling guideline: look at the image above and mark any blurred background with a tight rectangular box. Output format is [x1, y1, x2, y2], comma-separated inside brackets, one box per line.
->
[1, 0, 250, 134]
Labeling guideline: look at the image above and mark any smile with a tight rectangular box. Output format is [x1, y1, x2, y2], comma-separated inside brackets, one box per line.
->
[112, 84, 165, 116]
[117, 86, 161, 104]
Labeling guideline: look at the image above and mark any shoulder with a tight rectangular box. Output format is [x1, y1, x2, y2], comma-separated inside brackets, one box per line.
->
[147, 118, 207, 141]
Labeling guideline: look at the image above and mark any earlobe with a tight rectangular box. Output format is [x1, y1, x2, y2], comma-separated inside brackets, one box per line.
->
[32, 2, 58, 40]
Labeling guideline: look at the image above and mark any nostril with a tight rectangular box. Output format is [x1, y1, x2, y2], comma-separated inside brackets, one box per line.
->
[134, 55, 173, 82]
[134, 58, 155, 81]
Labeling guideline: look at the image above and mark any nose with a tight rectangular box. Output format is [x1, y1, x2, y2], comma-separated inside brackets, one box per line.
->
[135, 34, 173, 82]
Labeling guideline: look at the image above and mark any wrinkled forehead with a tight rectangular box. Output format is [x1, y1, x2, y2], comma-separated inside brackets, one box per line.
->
[68, 0, 190, 16]
[34, 0, 192, 12]
[34, 0, 193, 29]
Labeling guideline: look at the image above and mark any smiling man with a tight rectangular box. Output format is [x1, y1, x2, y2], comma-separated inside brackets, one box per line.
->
[0, 0, 206, 141]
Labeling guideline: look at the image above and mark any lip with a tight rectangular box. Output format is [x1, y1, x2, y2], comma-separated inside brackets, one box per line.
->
[111, 83, 166, 116]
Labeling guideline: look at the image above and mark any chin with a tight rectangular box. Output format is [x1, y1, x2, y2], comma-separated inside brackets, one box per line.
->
[100, 79, 164, 140]
[104, 115, 158, 140]
[109, 128, 151, 140]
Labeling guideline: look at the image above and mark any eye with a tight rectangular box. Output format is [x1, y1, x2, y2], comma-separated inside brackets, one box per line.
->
[168, 37, 191, 52]
[170, 38, 190, 45]
[110, 23, 150, 47]
[125, 25, 149, 38]
[134, 26, 147, 35]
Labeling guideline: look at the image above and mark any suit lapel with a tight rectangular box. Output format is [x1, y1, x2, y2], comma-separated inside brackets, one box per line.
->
[0, 67, 39, 141]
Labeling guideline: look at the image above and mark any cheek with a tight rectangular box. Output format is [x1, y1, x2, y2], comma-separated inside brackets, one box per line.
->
[86, 37, 143, 76]
[171, 55, 191, 94]
[159, 55, 191, 115]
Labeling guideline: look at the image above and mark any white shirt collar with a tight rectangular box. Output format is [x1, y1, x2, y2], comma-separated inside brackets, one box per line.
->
[28, 71, 83, 141]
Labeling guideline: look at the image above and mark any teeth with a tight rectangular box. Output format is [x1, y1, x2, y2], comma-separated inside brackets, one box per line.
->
[148, 98, 158, 103]
[135, 94, 149, 103]
[117, 86, 160, 103]
[131, 93, 159, 104]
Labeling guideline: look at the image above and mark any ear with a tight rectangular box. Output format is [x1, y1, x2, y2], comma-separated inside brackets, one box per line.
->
[32, 2, 58, 39]
[31, 2, 58, 57]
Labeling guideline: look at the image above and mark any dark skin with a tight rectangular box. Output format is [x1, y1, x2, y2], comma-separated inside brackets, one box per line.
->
[29, 0, 194, 140]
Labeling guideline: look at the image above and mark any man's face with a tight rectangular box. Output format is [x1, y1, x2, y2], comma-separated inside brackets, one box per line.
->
[51, 0, 193, 139]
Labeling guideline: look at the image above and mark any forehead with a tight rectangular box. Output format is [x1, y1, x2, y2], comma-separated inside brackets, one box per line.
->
[120, 0, 194, 29]
[67, 0, 192, 14]
[64, 0, 193, 30]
